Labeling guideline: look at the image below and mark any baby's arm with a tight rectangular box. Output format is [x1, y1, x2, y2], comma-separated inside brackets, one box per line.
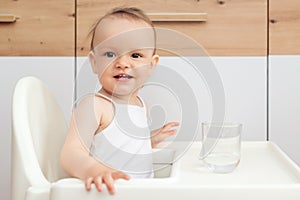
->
[60, 96, 130, 194]
[151, 122, 180, 148]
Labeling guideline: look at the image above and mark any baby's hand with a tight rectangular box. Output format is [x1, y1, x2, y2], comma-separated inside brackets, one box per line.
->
[151, 122, 180, 148]
[85, 171, 130, 195]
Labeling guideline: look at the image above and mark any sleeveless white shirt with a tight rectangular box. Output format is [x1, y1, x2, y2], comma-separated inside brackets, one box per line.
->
[90, 93, 154, 178]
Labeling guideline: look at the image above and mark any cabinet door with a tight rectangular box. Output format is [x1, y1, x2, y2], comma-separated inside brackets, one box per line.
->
[77, 0, 267, 56]
[269, 0, 300, 55]
[0, 0, 74, 56]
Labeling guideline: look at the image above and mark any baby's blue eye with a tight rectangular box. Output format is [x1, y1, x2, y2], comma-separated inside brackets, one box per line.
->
[131, 53, 142, 58]
[104, 52, 116, 58]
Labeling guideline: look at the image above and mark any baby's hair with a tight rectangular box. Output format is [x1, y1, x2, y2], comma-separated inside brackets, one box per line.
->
[89, 7, 156, 51]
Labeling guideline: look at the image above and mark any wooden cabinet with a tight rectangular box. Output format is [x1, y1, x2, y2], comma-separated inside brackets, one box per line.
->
[269, 0, 300, 55]
[0, 0, 74, 56]
[1, 0, 300, 56]
[77, 0, 267, 56]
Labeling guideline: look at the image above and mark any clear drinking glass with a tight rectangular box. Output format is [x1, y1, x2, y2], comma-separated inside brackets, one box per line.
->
[200, 122, 242, 173]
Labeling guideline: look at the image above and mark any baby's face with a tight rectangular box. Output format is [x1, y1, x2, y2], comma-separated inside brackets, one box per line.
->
[89, 17, 158, 98]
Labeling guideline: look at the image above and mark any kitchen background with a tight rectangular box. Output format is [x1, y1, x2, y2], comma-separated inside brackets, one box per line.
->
[1, 0, 300, 199]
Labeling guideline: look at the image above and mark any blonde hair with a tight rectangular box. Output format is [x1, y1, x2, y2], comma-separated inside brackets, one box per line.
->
[89, 7, 156, 51]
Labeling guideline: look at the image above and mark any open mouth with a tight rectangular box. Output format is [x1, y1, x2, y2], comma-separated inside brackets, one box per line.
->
[113, 74, 134, 80]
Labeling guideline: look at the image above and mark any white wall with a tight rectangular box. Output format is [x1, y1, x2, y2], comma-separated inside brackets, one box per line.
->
[0, 57, 74, 200]
[76, 56, 267, 141]
[150, 56, 267, 141]
[0, 55, 285, 199]
[212, 57, 267, 140]
[269, 55, 300, 165]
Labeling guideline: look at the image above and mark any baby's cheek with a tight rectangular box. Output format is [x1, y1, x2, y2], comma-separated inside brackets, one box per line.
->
[97, 65, 112, 77]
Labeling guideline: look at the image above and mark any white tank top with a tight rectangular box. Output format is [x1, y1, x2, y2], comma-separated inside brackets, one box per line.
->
[90, 93, 154, 178]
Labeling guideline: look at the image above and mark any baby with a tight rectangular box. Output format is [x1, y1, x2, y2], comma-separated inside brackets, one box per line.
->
[61, 7, 179, 195]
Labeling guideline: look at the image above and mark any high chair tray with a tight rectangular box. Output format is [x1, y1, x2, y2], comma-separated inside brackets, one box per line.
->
[50, 142, 300, 200]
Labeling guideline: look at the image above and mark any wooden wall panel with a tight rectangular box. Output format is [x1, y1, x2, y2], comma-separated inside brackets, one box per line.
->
[269, 0, 300, 55]
[0, 0, 74, 56]
[77, 0, 267, 56]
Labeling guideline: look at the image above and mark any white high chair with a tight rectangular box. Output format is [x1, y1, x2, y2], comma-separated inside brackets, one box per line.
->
[11, 76, 69, 200]
[11, 77, 178, 200]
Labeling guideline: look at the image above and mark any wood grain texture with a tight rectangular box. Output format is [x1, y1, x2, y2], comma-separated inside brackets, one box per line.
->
[77, 0, 267, 56]
[0, 0, 74, 56]
[0, 0, 269, 56]
[269, 0, 300, 55]
[147, 12, 208, 22]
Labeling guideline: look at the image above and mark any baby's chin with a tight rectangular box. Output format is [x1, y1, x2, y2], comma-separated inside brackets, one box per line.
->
[108, 87, 140, 100]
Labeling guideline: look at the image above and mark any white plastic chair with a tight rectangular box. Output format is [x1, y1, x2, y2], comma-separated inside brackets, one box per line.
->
[11, 76, 69, 200]
[11, 76, 177, 200]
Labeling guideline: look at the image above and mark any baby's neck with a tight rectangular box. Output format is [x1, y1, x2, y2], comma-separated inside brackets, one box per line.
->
[99, 88, 142, 106]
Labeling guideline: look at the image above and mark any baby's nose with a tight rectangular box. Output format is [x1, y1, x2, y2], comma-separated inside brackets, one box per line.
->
[115, 56, 130, 69]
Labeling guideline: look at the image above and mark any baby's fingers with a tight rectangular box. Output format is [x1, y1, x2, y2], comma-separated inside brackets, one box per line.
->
[112, 171, 131, 181]
[162, 122, 180, 131]
[85, 177, 94, 191]
[103, 174, 116, 195]
[163, 129, 177, 136]
[94, 176, 104, 192]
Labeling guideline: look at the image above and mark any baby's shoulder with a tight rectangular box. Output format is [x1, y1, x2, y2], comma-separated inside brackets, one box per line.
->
[93, 93, 114, 108]
[73, 93, 113, 116]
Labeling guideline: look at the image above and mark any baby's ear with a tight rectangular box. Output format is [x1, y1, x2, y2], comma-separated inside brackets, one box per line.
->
[151, 54, 159, 69]
[88, 51, 98, 74]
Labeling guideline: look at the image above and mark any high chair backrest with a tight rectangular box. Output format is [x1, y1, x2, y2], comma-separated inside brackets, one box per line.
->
[11, 76, 69, 200]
